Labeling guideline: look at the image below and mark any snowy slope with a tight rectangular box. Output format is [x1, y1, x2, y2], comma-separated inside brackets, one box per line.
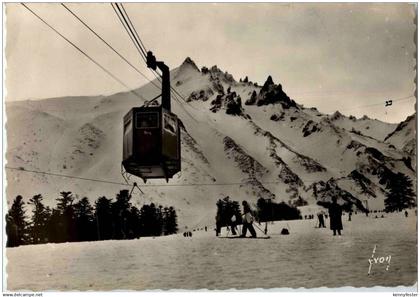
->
[328, 111, 397, 141]
[5, 58, 417, 228]
[7, 211, 417, 290]
[384, 114, 416, 154]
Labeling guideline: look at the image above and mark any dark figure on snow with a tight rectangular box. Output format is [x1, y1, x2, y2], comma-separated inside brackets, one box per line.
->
[329, 197, 343, 236]
[229, 214, 238, 235]
[405, 210, 408, 217]
[317, 210, 326, 228]
[215, 213, 222, 236]
[240, 201, 256, 238]
[348, 210, 352, 221]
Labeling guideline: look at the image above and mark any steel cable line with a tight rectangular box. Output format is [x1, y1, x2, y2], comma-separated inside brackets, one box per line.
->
[62, 1, 184, 113]
[111, 3, 197, 108]
[325, 95, 415, 113]
[112, 3, 147, 61]
[20, 3, 147, 102]
[61, 3, 160, 91]
[109, 3, 198, 121]
[61, 1, 184, 120]
[119, 3, 149, 57]
[6, 166, 132, 187]
[110, 3, 147, 64]
[114, 5, 200, 120]
[5, 166, 323, 188]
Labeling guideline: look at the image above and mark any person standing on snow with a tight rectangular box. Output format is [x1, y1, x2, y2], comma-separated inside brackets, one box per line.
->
[240, 201, 257, 238]
[317, 210, 326, 228]
[230, 214, 238, 236]
[328, 197, 343, 236]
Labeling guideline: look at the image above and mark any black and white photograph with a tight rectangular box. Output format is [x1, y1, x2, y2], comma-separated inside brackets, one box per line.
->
[3, 2, 418, 292]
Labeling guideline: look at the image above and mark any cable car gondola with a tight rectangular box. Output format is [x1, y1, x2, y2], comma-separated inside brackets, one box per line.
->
[122, 51, 181, 182]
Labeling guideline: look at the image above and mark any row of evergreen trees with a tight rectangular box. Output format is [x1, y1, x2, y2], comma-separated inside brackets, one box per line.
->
[216, 196, 301, 227]
[6, 190, 178, 247]
[256, 198, 301, 221]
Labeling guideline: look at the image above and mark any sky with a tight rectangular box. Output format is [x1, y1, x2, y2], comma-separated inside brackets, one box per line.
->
[4, 3, 417, 123]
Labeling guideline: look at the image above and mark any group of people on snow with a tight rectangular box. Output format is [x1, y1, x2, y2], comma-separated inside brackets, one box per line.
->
[216, 197, 347, 237]
[216, 200, 257, 238]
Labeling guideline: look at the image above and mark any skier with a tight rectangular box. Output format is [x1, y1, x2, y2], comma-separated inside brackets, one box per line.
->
[328, 197, 343, 236]
[230, 214, 238, 236]
[215, 214, 222, 236]
[215, 200, 223, 236]
[317, 210, 326, 228]
[405, 210, 409, 217]
[240, 201, 257, 238]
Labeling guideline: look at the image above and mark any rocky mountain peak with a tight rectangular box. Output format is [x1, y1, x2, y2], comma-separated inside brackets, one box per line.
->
[262, 75, 275, 89]
[330, 111, 345, 121]
[244, 75, 296, 109]
[179, 57, 200, 72]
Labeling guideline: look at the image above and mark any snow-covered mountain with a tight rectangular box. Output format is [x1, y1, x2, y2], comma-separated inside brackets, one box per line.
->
[5, 57, 416, 228]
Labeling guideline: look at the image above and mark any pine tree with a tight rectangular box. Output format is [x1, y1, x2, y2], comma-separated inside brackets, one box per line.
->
[162, 207, 170, 235]
[165, 206, 178, 235]
[56, 191, 74, 211]
[112, 190, 131, 239]
[139, 204, 154, 236]
[156, 205, 164, 236]
[46, 208, 62, 243]
[6, 195, 28, 247]
[149, 203, 159, 236]
[385, 173, 416, 212]
[95, 196, 113, 240]
[74, 197, 95, 241]
[27, 194, 50, 244]
[127, 205, 142, 239]
[56, 191, 76, 242]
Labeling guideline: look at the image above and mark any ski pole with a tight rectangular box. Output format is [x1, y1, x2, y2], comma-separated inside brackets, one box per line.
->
[252, 222, 266, 234]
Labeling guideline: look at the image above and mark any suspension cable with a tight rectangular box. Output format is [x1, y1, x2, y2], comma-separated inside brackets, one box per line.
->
[61, 3, 159, 91]
[20, 3, 147, 102]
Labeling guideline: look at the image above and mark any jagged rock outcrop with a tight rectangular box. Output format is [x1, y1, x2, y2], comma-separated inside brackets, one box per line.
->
[329, 111, 345, 121]
[244, 76, 297, 108]
[346, 140, 366, 151]
[270, 112, 285, 121]
[208, 65, 235, 84]
[302, 120, 321, 137]
[245, 90, 257, 105]
[187, 88, 214, 102]
[179, 57, 200, 73]
[365, 147, 386, 162]
[210, 88, 244, 116]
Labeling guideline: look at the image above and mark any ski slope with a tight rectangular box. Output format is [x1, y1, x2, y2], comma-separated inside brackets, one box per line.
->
[6, 211, 417, 290]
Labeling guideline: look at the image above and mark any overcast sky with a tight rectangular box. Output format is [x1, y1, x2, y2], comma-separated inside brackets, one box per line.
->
[5, 3, 417, 123]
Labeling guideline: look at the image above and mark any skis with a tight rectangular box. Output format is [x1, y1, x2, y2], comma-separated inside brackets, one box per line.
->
[217, 236, 271, 239]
